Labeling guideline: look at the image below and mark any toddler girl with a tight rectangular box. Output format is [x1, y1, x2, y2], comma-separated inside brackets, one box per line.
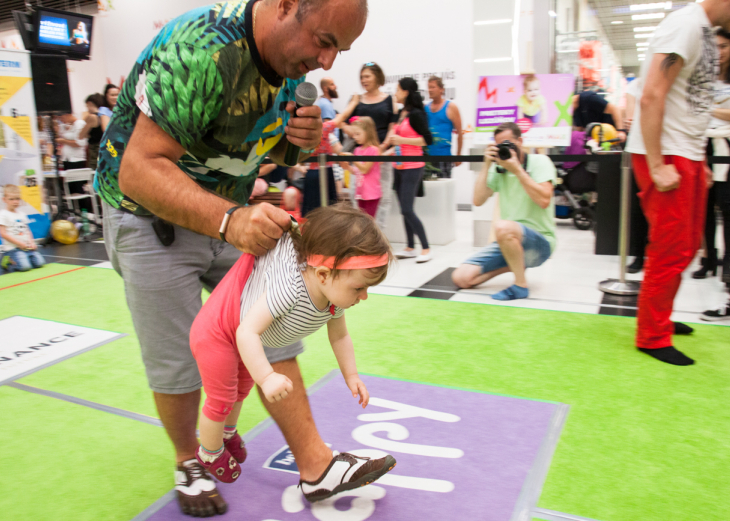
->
[340, 117, 382, 218]
[189, 204, 396, 499]
[517, 74, 546, 126]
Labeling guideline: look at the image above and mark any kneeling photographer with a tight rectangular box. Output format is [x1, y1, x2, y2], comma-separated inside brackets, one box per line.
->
[452, 122, 557, 300]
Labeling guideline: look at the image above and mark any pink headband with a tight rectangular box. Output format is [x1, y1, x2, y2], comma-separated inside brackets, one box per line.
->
[307, 254, 389, 270]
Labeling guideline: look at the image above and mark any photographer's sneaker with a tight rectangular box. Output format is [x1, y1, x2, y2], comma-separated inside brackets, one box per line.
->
[175, 459, 228, 517]
[223, 431, 247, 463]
[299, 451, 397, 502]
[700, 303, 730, 322]
[196, 447, 241, 483]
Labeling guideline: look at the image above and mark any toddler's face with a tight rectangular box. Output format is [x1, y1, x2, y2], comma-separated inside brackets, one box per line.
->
[526, 81, 541, 101]
[322, 268, 382, 309]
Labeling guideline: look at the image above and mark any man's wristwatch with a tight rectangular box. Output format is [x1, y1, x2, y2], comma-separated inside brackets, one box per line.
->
[219, 206, 243, 243]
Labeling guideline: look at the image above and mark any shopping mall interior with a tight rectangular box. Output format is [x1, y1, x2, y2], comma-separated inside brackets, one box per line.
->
[0, 0, 728, 520]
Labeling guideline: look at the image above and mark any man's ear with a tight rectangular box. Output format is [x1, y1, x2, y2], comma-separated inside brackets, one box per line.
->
[275, 0, 298, 20]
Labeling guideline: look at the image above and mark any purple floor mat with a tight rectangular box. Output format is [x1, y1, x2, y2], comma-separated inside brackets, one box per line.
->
[147, 373, 560, 521]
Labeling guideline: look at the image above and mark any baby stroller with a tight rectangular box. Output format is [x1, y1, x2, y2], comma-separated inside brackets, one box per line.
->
[554, 124, 620, 230]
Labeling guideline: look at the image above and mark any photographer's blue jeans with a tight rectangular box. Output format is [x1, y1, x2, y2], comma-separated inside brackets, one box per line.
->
[396, 166, 429, 250]
[7, 249, 45, 272]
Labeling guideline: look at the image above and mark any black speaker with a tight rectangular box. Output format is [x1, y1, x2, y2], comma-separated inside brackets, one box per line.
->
[30, 55, 72, 114]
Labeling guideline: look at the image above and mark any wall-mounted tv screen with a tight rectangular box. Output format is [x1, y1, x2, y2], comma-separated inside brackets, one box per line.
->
[34, 7, 93, 60]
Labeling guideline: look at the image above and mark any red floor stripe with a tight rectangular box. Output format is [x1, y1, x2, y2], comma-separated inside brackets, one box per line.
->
[0, 267, 86, 291]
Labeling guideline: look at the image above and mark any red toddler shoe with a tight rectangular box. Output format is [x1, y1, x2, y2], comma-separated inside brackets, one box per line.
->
[224, 431, 247, 464]
[195, 447, 241, 483]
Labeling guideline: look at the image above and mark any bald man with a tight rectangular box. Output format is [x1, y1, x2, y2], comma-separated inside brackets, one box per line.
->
[316, 76, 339, 121]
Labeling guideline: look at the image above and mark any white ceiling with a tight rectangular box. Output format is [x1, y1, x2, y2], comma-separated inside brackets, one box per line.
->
[587, 0, 693, 74]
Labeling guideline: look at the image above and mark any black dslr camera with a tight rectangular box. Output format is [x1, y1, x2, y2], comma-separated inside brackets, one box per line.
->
[495, 140, 520, 173]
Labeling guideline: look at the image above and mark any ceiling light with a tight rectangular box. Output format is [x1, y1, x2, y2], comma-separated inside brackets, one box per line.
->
[632, 12, 665, 20]
[474, 19, 512, 25]
[556, 49, 579, 53]
[635, 34, 654, 39]
[638, 54, 646, 58]
[474, 57, 513, 63]
[634, 26, 657, 31]
[629, 2, 671, 11]
[549, 10, 557, 17]
[636, 43, 650, 48]
[611, 20, 624, 24]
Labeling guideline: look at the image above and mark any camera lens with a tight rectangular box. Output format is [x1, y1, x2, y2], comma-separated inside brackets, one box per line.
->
[497, 142, 513, 161]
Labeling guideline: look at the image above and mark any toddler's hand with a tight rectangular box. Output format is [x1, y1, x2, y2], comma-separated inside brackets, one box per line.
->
[345, 375, 369, 408]
[261, 372, 294, 403]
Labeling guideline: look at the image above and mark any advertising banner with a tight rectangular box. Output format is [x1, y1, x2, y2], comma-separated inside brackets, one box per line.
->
[0, 49, 50, 240]
[474, 74, 574, 147]
[0, 316, 124, 385]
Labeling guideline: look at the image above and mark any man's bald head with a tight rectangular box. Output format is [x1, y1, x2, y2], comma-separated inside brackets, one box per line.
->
[320, 77, 338, 99]
[296, 0, 368, 22]
[321, 77, 333, 91]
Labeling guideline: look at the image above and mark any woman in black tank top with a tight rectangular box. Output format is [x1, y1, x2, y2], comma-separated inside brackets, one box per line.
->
[338, 63, 397, 149]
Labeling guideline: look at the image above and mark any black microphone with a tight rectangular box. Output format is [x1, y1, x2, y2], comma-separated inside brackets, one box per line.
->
[284, 82, 318, 166]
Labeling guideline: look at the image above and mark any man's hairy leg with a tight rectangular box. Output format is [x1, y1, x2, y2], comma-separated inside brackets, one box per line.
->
[259, 358, 332, 481]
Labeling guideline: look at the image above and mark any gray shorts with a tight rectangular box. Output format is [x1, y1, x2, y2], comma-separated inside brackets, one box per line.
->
[103, 203, 304, 394]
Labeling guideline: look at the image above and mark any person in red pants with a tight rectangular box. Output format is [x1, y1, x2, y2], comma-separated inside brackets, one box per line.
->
[625, 0, 730, 365]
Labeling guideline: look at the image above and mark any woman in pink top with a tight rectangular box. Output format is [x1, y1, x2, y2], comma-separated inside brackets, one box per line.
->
[340, 117, 382, 217]
[384, 78, 434, 263]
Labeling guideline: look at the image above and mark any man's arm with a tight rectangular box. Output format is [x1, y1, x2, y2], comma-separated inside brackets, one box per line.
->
[711, 108, 730, 122]
[499, 152, 553, 209]
[640, 52, 684, 191]
[119, 113, 291, 255]
[447, 102, 463, 165]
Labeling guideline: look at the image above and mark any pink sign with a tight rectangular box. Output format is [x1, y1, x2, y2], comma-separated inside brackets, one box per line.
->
[475, 74, 575, 146]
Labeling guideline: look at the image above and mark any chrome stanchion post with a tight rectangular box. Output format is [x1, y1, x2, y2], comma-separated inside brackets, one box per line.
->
[599, 150, 641, 295]
[318, 153, 328, 208]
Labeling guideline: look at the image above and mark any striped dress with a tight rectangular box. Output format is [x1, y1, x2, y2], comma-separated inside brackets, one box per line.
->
[239, 233, 344, 347]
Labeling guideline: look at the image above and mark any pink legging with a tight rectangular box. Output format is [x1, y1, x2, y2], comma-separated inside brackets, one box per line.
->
[358, 198, 380, 218]
[190, 254, 256, 422]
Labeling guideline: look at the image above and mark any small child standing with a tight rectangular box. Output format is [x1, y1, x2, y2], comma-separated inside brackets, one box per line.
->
[340, 117, 382, 218]
[0, 185, 45, 272]
[189, 204, 396, 502]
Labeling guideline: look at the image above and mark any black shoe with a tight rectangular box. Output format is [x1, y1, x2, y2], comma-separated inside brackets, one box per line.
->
[700, 303, 730, 322]
[722, 254, 730, 284]
[692, 250, 718, 279]
[626, 257, 644, 274]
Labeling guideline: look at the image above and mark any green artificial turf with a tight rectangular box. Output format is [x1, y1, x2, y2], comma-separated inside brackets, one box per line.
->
[1, 264, 729, 521]
[0, 262, 80, 289]
[0, 386, 172, 521]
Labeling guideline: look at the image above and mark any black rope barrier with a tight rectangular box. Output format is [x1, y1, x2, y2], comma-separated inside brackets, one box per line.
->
[265, 154, 730, 164]
[297, 154, 623, 164]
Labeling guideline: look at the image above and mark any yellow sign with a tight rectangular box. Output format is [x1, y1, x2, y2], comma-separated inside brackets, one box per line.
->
[0, 116, 33, 147]
[0, 76, 31, 108]
[20, 184, 42, 213]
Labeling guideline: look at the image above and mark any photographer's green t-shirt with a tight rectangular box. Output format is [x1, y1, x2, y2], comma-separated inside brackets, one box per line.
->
[487, 154, 557, 252]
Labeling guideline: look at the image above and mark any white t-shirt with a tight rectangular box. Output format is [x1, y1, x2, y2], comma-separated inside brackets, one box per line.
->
[0, 210, 33, 252]
[60, 119, 88, 163]
[239, 233, 344, 348]
[626, 3, 718, 161]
